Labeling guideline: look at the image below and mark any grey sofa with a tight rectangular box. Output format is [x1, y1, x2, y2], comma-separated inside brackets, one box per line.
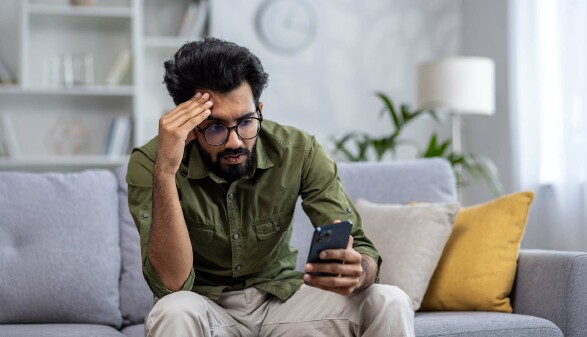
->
[0, 158, 585, 337]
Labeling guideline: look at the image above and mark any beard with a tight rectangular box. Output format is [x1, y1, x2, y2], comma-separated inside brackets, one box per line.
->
[196, 141, 257, 183]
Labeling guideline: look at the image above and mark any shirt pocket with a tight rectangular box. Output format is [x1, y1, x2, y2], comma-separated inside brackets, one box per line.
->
[188, 223, 214, 250]
[252, 213, 291, 265]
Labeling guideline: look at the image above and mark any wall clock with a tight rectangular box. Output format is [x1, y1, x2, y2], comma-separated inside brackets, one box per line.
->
[254, 0, 317, 54]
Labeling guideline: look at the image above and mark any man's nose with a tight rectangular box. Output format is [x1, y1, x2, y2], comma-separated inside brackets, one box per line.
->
[224, 128, 243, 149]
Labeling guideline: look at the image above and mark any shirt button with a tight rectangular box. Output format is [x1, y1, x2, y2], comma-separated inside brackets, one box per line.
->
[346, 207, 352, 213]
[235, 265, 241, 272]
[233, 233, 239, 240]
[276, 226, 281, 231]
[141, 212, 149, 219]
[228, 193, 233, 200]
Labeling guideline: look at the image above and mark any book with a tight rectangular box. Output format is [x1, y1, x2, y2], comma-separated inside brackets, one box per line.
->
[106, 116, 131, 157]
[178, 2, 199, 36]
[0, 113, 20, 157]
[178, 1, 208, 37]
[0, 58, 14, 84]
[105, 49, 131, 86]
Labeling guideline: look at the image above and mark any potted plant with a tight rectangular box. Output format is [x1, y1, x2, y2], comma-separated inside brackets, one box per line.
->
[332, 92, 503, 196]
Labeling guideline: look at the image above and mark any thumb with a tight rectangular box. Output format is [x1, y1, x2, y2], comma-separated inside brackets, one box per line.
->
[347, 235, 354, 250]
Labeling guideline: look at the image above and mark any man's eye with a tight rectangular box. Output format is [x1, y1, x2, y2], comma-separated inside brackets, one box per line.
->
[207, 124, 226, 132]
[240, 118, 253, 127]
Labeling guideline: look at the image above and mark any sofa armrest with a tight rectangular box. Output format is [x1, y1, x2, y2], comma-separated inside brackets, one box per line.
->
[512, 249, 587, 337]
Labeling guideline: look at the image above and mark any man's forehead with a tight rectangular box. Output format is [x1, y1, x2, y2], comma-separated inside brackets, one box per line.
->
[206, 110, 257, 123]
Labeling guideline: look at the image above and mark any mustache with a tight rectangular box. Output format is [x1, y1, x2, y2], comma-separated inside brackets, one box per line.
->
[217, 147, 250, 158]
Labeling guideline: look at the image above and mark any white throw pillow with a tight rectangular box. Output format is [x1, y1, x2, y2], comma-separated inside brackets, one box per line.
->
[356, 199, 459, 310]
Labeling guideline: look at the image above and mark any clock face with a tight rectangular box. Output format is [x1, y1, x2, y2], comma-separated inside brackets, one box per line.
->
[255, 0, 317, 54]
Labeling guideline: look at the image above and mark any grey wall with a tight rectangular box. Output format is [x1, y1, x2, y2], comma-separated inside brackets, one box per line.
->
[460, 0, 514, 206]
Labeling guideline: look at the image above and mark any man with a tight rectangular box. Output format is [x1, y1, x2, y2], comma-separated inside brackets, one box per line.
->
[127, 37, 414, 337]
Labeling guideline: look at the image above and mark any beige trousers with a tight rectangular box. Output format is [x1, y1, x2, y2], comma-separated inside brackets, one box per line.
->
[145, 284, 414, 337]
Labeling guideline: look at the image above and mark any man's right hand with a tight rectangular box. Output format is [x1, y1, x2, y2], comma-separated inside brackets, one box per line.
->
[155, 92, 213, 176]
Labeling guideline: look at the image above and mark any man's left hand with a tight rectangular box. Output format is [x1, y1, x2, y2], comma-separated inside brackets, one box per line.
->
[303, 235, 364, 296]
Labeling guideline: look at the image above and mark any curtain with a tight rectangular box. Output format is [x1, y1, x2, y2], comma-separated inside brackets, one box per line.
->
[511, 0, 587, 251]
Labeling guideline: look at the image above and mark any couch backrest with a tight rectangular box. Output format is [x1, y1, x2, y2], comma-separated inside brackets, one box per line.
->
[0, 170, 124, 328]
[290, 158, 457, 271]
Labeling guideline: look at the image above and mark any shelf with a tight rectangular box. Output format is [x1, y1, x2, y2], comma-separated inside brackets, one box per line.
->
[0, 155, 129, 171]
[144, 36, 202, 49]
[28, 4, 132, 18]
[0, 85, 134, 97]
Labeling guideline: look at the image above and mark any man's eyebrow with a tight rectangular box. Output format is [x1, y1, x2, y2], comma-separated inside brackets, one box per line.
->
[205, 111, 257, 123]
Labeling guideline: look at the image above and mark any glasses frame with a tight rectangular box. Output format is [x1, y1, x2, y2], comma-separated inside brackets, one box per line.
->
[195, 109, 264, 146]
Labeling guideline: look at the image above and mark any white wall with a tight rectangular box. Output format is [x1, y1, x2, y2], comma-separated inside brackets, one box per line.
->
[209, 0, 462, 158]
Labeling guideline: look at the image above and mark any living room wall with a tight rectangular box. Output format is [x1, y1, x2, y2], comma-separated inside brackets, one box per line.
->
[210, 0, 462, 158]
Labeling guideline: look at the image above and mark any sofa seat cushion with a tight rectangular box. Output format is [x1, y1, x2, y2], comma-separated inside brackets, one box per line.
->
[0, 324, 126, 337]
[120, 324, 145, 337]
[415, 312, 562, 337]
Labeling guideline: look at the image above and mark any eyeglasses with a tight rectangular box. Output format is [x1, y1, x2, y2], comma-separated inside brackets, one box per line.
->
[195, 110, 263, 146]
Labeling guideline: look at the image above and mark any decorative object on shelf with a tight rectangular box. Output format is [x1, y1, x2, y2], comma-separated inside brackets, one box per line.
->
[417, 57, 495, 156]
[105, 115, 131, 157]
[70, 0, 96, 6]
[254, 0, 317, 54]
[331, 93, 503, 197]
[178, 0, 208, 37]
[105, 49, 131, 86]
[45, 116, 91, 155]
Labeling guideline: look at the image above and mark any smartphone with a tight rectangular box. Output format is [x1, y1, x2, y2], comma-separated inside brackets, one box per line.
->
[306, 221, 353, 276]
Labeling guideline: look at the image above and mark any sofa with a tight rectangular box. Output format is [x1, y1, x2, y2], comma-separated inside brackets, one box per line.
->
[0, 158, 585, 337]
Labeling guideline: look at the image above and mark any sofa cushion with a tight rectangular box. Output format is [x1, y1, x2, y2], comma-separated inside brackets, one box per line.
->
[291, 158, 457, 271]
[0, 324, 127, 337]
[422, 192, 534, 313]
[120, 324, 145, 337]
[356, 199, 459, 310]
[415, 312, 563, 337]
[115, 166, 155, 325]
[0, 170, 122, 327]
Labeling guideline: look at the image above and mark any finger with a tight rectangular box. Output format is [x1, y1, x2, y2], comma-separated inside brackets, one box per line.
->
[320, 247, 361, 264]
[332, 219, 341, 224]
[304, 274, 359, 289]
[169, 100, 212, 128]
[347, 235, 353, 250]
[167, 99, 212, 126]
[305, 262, 362, 277]
[162, 92, 209, 122]
[177, 108, 211, 130]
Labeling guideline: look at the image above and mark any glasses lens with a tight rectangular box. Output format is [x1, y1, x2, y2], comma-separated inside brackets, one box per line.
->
[205, 124, 228, 145]
[237, 118, 260, 139]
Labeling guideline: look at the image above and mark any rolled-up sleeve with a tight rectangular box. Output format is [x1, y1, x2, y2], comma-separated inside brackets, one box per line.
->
[299, 137, 382, 280]
[126, 147, 195, 298]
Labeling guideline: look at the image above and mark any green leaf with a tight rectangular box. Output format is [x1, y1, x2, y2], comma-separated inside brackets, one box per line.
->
[375, 92, 400, 131]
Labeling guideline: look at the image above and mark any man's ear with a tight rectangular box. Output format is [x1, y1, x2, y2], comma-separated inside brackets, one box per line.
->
[258, 101, 264, 113]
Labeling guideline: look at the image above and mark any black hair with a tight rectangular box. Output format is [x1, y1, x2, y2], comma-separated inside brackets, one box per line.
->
[163, 37, 269, 106]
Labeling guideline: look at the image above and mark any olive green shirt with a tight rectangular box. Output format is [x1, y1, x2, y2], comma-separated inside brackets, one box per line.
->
[126, 120, 381, 301]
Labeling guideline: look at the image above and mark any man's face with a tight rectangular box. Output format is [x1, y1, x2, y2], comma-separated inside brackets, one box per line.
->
[194, 82, 263, 182]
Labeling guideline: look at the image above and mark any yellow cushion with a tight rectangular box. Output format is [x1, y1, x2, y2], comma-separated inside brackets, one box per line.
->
[421, 191, 535, 312]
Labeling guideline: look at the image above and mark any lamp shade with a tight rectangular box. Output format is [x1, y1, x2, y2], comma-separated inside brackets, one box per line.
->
[417, 57, 495, 115]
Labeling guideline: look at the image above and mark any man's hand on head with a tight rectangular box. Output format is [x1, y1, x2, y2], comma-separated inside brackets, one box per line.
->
[155, 92, 212, 176]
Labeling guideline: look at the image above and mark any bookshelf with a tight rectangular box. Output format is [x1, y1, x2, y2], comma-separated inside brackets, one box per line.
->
[0, 0, 209, 171]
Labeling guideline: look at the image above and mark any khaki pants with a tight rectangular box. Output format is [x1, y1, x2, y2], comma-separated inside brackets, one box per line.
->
[145, 284, 414, 337]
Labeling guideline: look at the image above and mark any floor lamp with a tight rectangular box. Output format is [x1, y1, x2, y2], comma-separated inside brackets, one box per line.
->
[417, 57, 495, 199]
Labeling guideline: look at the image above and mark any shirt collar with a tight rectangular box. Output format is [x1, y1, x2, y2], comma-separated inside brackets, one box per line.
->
[183, 135, 274, 181]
